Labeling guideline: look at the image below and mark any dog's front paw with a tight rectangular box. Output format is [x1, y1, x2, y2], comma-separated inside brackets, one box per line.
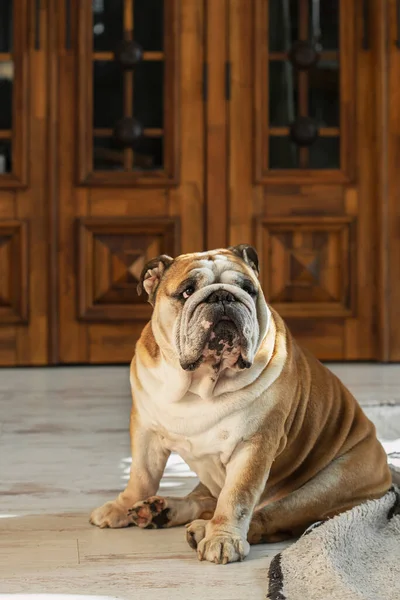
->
[186, 518, 208, 549]
[197, 531, 250, 564]
[90, 501, 132, 529]
[128, 496, 171, 529]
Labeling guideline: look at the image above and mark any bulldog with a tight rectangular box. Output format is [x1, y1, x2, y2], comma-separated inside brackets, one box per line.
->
[90, 245, 392, 564]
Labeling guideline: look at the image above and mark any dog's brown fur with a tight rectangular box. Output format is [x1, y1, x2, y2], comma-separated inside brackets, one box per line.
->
[90, 247, 392, 563]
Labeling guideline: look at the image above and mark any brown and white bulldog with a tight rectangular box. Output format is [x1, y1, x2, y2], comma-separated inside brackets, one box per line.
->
[90, 245, 392, 564]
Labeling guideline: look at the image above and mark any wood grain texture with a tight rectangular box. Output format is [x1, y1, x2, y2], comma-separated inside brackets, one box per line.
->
[168, 0, 205, 255]
[58, 0, 205, 363]
[0, 221, 28, 323]
[78, 217, 179, 322]
[229, 0, 258, 245]
[387, 0, 400, 360]
[256, 217, 354, 318]
[16, 0, 50, 366]
[0, 0, 49, 365]
[0, 0, 397, 365]
[228, 0, 379, 360]
[205, 0, 228, 249]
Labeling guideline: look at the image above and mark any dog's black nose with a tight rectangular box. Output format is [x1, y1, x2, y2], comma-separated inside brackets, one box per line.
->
[207, 290, 235, 304]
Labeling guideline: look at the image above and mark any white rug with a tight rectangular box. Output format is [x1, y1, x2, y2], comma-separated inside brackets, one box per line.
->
[268, 480, 400, 600]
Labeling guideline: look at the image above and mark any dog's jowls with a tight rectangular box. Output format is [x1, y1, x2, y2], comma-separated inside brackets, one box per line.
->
[90, 245, 392, 564]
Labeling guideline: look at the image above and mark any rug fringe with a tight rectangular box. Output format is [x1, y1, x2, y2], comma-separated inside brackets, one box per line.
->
[267, 553, 285, 600]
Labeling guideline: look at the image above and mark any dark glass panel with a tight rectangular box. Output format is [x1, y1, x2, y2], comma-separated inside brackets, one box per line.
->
[310, 1, 339, 50]
[92, 0, 124, 52]
[93, 61, 123, 129]
[134, 0, 164, 51]
[269, 0, 298, 52]
[269, 136, 299, 169]
[133, 137, 163, 170]
[0, 140, 12, 173]
[309, 61, 339, 127]
[133, 61, 164, 128]
[93, 137, 124, 171]
[0, 0, 13, 52]
[269, 61, 297, 127]
[309, 137, 340, 169]
[0, 61, 13, 130]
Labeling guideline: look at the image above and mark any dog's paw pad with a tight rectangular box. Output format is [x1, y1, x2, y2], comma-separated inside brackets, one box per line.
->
[128, 496, 170, 529]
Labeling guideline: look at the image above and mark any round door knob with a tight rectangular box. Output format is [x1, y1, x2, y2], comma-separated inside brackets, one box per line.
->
[114, 40, 143, 69]
[289, 41, 320, 70]
[113, 117, 144, 148]
[289, 117, 319, 146]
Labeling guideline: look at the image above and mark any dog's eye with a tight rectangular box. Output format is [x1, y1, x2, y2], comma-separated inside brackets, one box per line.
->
[243, 284, 256, 296]
[182, 286, 195, 300]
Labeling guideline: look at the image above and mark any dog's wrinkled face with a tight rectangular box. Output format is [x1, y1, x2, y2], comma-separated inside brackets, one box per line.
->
[137, 245, 269, 373]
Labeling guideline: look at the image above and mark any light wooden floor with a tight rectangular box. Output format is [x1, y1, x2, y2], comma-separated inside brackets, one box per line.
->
[0, 364, 399, 599]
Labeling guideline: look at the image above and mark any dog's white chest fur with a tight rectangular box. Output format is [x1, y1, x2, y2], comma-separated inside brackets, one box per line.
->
[159, 407, 251, 496]
[132, 305, 283, 498]
[135, 373, 272, 497]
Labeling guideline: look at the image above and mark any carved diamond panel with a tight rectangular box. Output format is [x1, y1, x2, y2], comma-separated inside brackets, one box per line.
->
[0, 221, 28, 323]
[256, 217, 354, 317]
[78, 217, 179, 321]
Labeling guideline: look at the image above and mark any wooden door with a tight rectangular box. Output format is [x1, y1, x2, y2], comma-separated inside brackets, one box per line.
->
[54, 0, 205, 363]
[228, 0, 380, 360]
[0, 0, 49, 365]
[387, 0, 400, 360]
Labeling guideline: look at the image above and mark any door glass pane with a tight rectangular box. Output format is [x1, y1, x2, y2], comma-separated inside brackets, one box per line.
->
[134, 0, 164, 51]
[269, 61, 297, 126]
[269, 137, 299, 169]
[269, 0, 298, 52]
[93, 62, 124, 129]
[133, 138, 163, 171]
[0, 60, 13, 174]
[309, 137, 339, 169]
[93, 137, 123, 171]
[313, 2, 340, 50]
[0, 61, 12, 130]
[133, 62, 164, 128]
[0, 140, 12, 174]
[0, 0, 13, 52]
[309, 61, 339, 127]
[93, 0, 123, 52]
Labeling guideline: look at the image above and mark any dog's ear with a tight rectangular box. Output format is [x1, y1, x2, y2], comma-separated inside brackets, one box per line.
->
[137, 255, 174, 305]
[229, 244, 259, 276]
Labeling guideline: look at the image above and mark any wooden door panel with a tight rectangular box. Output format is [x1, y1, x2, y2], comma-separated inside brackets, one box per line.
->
[77, 216, 179, 322]
[387, 0, 400, 360]
[255, 216, 355, 318]
[0, 220, 28, 324]
[0, 0, 49, 365]
[57, 0, 205, 363]
[229, 0, 377, 360]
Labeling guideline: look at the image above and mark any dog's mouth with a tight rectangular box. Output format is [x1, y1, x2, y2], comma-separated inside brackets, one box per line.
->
[180, 316, 251, 372]
[176, 284, 259, 373]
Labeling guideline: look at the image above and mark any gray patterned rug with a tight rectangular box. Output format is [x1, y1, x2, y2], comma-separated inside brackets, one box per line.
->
[268, 471, 400, 600]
